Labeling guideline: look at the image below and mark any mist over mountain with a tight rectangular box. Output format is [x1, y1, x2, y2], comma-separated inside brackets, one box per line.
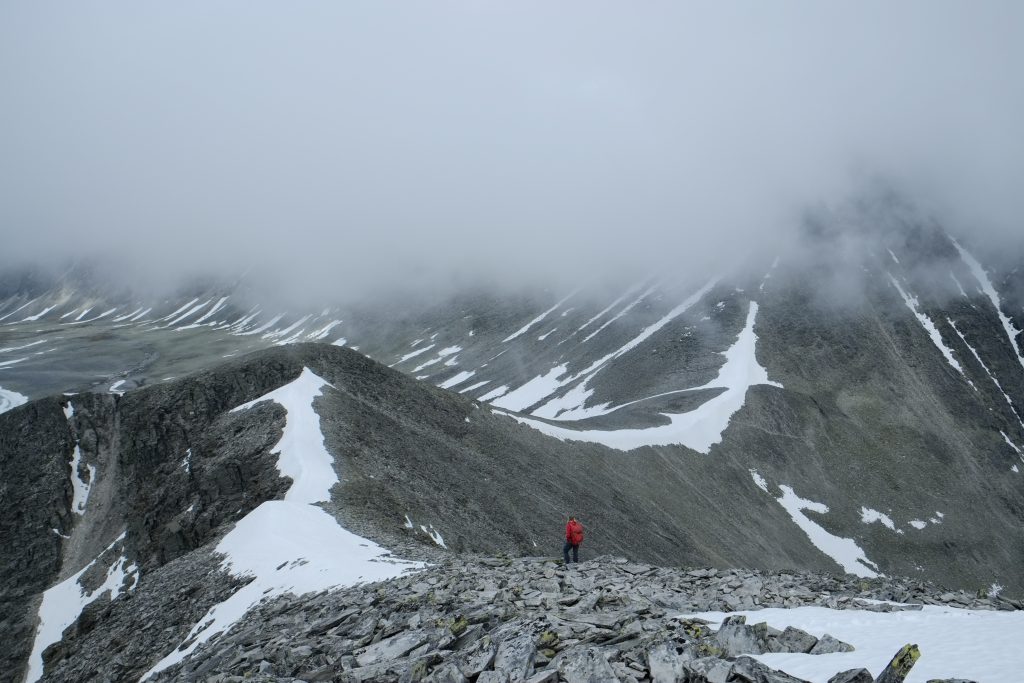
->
[2, 2, 1023, 301]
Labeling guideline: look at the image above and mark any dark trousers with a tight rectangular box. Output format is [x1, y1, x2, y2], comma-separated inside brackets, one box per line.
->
[563, 541, 579, 564]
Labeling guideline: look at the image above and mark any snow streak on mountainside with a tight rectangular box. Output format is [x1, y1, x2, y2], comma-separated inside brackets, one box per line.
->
[505, 300, 781, 453]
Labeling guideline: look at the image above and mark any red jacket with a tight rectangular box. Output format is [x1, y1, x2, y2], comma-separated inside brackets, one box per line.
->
[565, 520, 584, 545]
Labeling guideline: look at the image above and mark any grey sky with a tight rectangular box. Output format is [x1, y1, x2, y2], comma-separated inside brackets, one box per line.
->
[1, 2, 1021, 297]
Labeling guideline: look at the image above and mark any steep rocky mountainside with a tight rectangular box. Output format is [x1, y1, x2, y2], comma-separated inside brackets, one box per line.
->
[1, 327, 1023, 680]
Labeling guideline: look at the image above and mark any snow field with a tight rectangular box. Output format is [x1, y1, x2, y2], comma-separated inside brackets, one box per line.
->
[26, 535, 138, 683]
[0, 384, 28, 413]
[680, 604, 1024, 683]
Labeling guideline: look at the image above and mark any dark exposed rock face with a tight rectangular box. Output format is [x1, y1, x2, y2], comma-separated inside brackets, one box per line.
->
[0, 398, 75, 681]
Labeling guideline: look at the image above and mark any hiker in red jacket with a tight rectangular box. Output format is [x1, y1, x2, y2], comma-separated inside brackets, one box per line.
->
[563, 516, 584, 564]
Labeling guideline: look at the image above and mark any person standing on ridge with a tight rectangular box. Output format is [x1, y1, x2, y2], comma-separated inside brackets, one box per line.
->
[563, 516, 584, 564]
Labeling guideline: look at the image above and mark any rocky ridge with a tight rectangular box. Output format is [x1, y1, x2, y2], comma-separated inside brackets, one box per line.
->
[128, 555, 1018, 683]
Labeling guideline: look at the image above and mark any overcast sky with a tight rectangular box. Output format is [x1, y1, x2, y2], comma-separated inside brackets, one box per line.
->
[1, 2, 1021, 298]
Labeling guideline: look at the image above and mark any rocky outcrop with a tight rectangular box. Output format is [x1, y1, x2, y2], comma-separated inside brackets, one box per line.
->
[139, 555, 999, 683]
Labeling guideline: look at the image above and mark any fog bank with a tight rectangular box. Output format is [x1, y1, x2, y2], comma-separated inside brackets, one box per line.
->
[1, 2, 1021, 300]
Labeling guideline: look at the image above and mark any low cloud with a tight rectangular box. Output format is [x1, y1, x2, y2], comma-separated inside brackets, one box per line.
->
[1, 2, 1021, 301]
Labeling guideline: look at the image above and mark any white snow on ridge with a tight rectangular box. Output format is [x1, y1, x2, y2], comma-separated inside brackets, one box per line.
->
[529, 279, 721, 421]
[888, 276, 967, 381]
[581, 283, 659, 344]
[113, 307, 144, 322]
[0, 339, 47, 353]
[908, 520, 927, 530]
[507, 300, 780, 454]
[954, 241, 1024, 370]
[263, 314, 313, 341]
[0, 297, 39, 322]
[776, 485, 879, 578]
[0, 356, 30, 369]
[421, 525, 446, 548]
[860, 507, 896, 531]
[165, 299, 211, 327]
[238, 313, 283, 336]
[64, 307, 119, 325]
[176, 296, 230, 330]
[26, 534, 138, 683]
[575, 282, 645, 334]
[492, 364, 569, 412]
[20, 304, 58, 322]
[459, 380, 491, 394]
[948, 319, 1024, 429]
[502, 290, 578, 343]
[682, 604, 1024, 683]
[412, 346, 462, 373]
[142, 503, 420, 680]
[397, 348, 434, 362]
[749, 469, 769, 493]
[439, 370, 475, 389]
[0, 385, 28, 413]
[145, 368, 423, 680]
[1002, 431, 1024, 462]
[231, 368, 337, 504]
[69, 445, 94, 515]
[307, 319, 343, 341]
[478, 385, 510, 402]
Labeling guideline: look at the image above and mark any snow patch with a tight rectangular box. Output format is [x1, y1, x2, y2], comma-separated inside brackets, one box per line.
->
[508, 301, 781, 454]
[397, 344, 434, 363]
[860, 507, 896, 531]
[492, 365, 569, 412]
[69, 445, 94, 515]
[908, 520, 927, 530]
[458, 380, 491, 394]
[954, 240, 1024, 370]
[26, 535, 138, 683]
[439, 370, 475, 390]
[420, 525, 446, 548]
[749, 469, 769, 493]
[478, 385, 510, 402]
[776, 485, 879, 578]
[231, 368, 337, 504]
[949, 318, 1024, 428]
[581, 283, 660, 344]
[888, 276, 967, 381]
[146, 369, 422, 679]
[0, 385, 28, 413]
[503, 291, 577, 343]
[681, 604, 1024, 683]
[141, 503, 421, 680]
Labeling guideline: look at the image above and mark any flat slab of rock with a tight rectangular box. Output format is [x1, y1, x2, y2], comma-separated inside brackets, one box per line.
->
[356, 630, 429, 666]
